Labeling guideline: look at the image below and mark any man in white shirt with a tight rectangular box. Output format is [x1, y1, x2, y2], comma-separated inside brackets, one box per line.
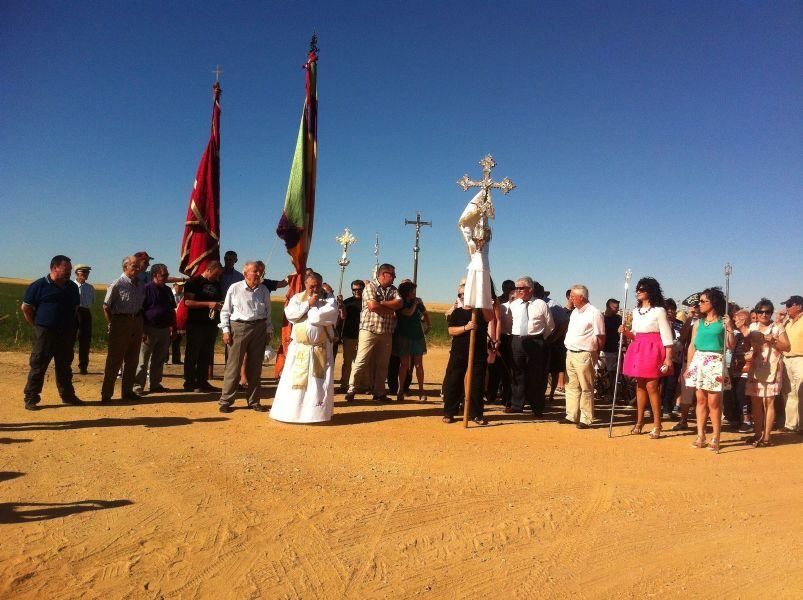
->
[505, 276, 555, 415]
[73, 264, 95, 374]
[218, 261, 272, 413]
[563, 284, 605, 428]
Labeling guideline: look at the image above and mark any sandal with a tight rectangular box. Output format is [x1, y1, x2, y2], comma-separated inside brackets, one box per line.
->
[708, 438, 720, 453]
[631, 423, 645, 435]
[648, 428, 662, 439]
[442, 416, 454, 424]
[671, 421, 688, 431]
[692, 436, 708, 448]
[472, 417, 489, 426]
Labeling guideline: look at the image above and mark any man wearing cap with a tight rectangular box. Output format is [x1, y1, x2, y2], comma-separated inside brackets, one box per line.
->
[781, 295, 803, 433]
[73, 263, 95, 374]
[101, 255, 146, 402]
[134, 251, 154, 284]
[21, 255, 82, 410]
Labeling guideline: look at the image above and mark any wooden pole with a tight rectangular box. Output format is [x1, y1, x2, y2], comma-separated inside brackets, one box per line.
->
[463, 309, 478, 428]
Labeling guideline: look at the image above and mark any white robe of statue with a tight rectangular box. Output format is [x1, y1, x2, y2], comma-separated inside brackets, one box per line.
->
[269, 292, 339, 424]
[458, 190, 493, 309]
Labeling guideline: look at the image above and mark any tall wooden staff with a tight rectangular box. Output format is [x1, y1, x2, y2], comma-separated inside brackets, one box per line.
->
[456, 155, 516, 428]
[608, 268, 633, 438]
[335, 228, 357, 297]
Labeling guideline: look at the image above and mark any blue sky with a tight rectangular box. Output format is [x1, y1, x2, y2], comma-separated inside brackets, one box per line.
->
[2, 1, 801, 307]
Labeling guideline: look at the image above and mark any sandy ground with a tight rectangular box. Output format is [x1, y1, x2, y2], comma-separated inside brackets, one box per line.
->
[1, 347, 801, 600]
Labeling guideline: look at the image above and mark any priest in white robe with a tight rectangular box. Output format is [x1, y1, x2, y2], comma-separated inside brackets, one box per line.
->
[270, 271, 339, 424]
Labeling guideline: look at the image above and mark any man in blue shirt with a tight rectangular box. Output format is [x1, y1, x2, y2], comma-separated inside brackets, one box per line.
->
[21, 255, 82, 410]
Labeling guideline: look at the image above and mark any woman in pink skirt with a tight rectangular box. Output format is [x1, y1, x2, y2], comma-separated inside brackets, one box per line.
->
[620, 277, 674, 438]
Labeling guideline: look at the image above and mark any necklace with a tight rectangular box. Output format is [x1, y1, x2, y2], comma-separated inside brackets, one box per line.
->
[703, 317, 719, 327]
[637, 306, 653, 315]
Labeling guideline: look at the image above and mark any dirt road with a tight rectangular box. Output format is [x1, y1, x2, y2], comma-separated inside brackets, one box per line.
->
[1, 348, 801, 599]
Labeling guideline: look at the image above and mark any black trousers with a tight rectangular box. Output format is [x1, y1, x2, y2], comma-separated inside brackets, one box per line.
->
[486, 335, 512, 405]
[24, 325, 76, 403]
[510, 335, 546, 413]
[443, 350, 487, 418]
[184, 322, 218, 387]
[171, 334, 183, 363]
[75, 307, 92, 371]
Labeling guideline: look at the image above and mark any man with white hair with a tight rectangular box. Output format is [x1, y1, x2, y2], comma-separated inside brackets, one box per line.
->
[506, 276, 554, 415]
[101, 255, 146, 402]
[217, 261, 272, 413]
[563, 284, 605, 429]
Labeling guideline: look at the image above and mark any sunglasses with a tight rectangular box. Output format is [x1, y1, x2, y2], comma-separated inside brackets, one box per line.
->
[699, 299, 710, 304]
[636, 287, 647, 293]
[514, 286, 529, 291]
[351, 288, 363, 292]
[457, 293, 464, 298]
[756, 309, 772, 315]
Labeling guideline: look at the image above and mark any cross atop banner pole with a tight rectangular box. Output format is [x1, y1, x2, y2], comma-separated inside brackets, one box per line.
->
[404, 212, 431, 286]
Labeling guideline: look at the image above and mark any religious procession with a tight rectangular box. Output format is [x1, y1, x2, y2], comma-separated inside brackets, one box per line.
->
[16, 39, 803, 457]
[5, 5, 803, 595]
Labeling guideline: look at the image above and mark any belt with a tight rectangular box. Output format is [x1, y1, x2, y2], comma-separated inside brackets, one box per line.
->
[568, 349, 591, 353]
[514, 334, 544, 339]
[112, 313, 142, 318]
[232, 319, 267, 323]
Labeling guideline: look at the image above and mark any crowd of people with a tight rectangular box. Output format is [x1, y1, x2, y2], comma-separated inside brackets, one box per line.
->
[18, 253, 803, 451]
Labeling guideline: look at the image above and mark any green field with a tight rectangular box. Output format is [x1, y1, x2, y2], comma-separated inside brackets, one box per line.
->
[0, 281, 450, 351]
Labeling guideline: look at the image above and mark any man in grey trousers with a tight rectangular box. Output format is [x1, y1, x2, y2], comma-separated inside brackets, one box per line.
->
[218, 261, 272, 413]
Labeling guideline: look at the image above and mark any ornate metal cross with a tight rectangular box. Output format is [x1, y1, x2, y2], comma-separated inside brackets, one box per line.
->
[456, 154, 516, 220]
[212, 65, 223, 82]
[404, 212, 432, 286]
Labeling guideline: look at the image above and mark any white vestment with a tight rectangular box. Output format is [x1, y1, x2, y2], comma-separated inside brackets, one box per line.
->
[269, 293, 338, 424]
[458, 190, 493, 309]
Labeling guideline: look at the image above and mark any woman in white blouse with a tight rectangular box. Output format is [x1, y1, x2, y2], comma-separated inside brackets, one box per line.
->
[620, 277, 674, 438]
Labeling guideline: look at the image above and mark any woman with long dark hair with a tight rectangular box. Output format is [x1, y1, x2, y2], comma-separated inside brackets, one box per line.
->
[620, 277, 674, 438]
[746, 298, 790, 447]
[684, 287, 735, 453]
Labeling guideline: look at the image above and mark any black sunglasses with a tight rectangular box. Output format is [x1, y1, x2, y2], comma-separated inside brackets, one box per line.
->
[756, 309, 772, 315]
[457, 293, 464, 298]
[514, 286, 529, 291]
[636, 287, 647, 292]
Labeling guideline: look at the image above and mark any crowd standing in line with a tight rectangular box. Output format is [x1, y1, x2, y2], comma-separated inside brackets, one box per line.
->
[18, 254, 803, 451]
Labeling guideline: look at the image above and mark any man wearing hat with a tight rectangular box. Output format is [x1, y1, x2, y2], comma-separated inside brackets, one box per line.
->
[781, 295, 803, 433]
[134, 251, 154, 284]
[73, 263, 95, 374]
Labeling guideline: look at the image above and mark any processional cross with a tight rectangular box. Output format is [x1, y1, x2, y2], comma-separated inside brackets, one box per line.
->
[457, 154, 515, 251]
[404, 212, 432, 286]
[456, 154, 516, 428]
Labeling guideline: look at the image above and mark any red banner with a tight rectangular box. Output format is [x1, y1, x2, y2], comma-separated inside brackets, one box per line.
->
[179, 82, 221, 277]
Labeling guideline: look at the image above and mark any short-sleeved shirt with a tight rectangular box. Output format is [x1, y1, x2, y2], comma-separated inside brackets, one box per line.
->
[142, 283, 177, 328]
[23, 276, 80, 329]
[448, 307, 488, 359]
[184, 275, 223, 325]
[104, 273, 146, 315]
[340, 296, 362, 339]
[786, 317, 803, 357]
[360, 279, 400, 335]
